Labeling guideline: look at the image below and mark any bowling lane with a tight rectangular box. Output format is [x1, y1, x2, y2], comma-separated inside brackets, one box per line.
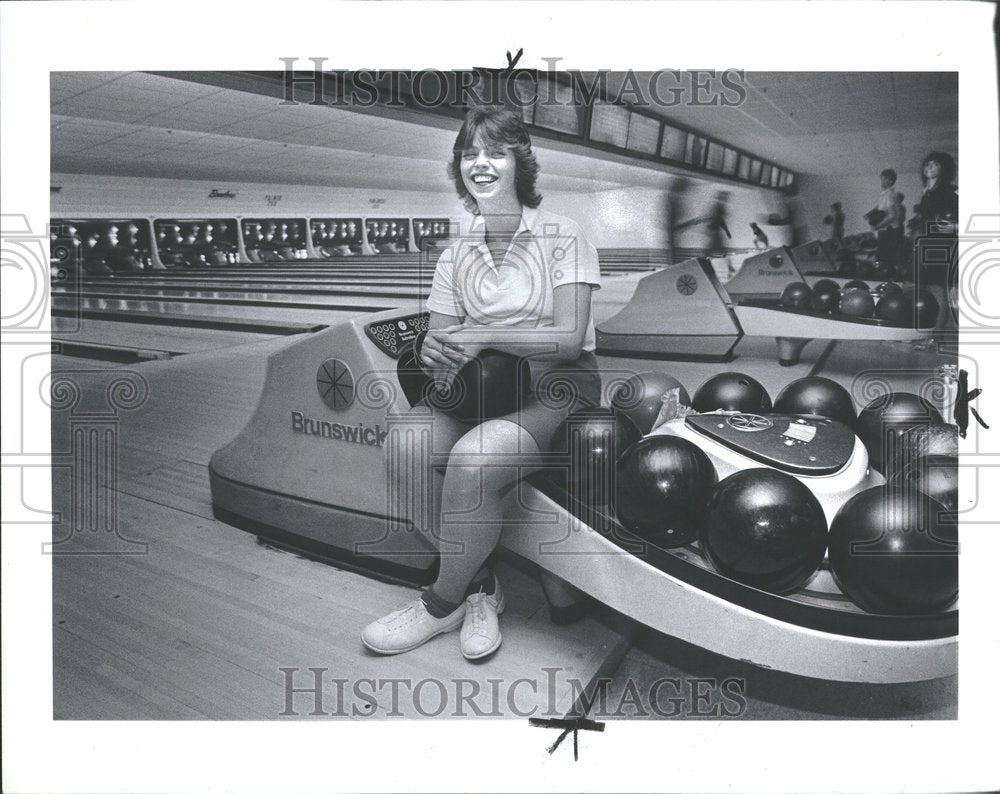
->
[56, 280, 427, 298]
[55, 269, 645, 331]
[73, 271, 432, 285]
[52, 316, 303, 357]
[68, 263, 650, 289]
[54, 292, 410, 317]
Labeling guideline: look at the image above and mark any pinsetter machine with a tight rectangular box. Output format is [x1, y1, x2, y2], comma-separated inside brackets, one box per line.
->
[210, 285, 957, 685]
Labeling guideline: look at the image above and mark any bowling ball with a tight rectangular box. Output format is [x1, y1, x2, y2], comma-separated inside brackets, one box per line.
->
[828, 486, 958, 614]
[839, 287, 876, 318]
[396, 340, 433, 408]
[875, 281, 902, 295]
[843, 279, 870, 292]
[856, 392, 944, 474]
[610, 372, 691, 435]
[692, 372, 772, 414]
[773, 376, 857, 428]
[810, 280, 841, 313]
[780, 281, 812, 311]
[615, 436, 718, 547]
[888, 454, 958, 513]
[887, 423, 959, 478]
[701, 469, 827, 594]
[873, 292, 914, 326]
[549, 407, 641, 505]
[431, 349, 531, 424]
[907, 288, 940, 328]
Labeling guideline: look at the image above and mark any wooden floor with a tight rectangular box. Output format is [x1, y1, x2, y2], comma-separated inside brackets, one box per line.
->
[50, 339, 633, 720]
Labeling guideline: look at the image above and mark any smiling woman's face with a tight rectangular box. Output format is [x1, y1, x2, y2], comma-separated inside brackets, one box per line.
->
[461, 133, 518, 208]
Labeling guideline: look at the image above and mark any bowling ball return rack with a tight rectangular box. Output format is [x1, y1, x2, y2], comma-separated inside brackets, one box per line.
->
[209, 306, 956, 686]
[595, 253, 928, 365]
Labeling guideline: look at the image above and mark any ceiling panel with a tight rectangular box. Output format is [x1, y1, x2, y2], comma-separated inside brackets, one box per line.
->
[50, 70, 958, 193]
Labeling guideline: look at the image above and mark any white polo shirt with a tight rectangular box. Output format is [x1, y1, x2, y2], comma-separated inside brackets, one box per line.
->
[426, 206, 602, 353]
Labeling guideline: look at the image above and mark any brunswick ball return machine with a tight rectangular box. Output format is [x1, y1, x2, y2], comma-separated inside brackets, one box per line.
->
[210, 300, 956, 685]
[596, 255, 931, 365]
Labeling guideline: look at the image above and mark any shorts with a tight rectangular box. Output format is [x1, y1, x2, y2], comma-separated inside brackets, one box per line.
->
[414, 352, 602, 454]
[519, 352, 603, 451]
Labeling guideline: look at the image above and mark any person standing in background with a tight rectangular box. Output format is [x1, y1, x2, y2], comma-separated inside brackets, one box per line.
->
[666, 176, 696, 265]
[705, 190, 732, 256]
[869, 168, 905, 275]
[911, 151, 958, 333]
[831, 202, 845, 247]
[893, 192, 907, 234]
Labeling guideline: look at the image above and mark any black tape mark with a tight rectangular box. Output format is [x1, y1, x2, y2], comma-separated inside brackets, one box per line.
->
[955, 369, 988, 438]
[505, 48, 524, 73]
[529, 717, 605, 760]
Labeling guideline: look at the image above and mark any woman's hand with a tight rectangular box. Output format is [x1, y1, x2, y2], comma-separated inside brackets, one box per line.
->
[419, 325, 475, 371]
[419, 326, 486, 390]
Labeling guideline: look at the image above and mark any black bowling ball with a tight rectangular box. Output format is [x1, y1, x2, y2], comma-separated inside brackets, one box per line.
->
[829, 486, 958, 615]
[773, 376, 857, 429]
[431, 349, 531, 424]
[610, 372, 690, 435]
[888, 454, 959, 513]
[549, 407, 641, 507]
[812, 278, 840, 291]
[842, 279, 870, 292]
[839, 288, 876, 318]
[780, 281, 812, 311]
[907, 288, 940, 328]
[615, 435, 718, 547]
[692, 372, 772, 414]
[810, 279, 841, 313]
[888, 423, 959, 474]
[701, 468, 828, 594]
[856, 392, 944, 474]
[396, 341, 432, 408]
[875, 281, 903, 295]
[874, 292, 914, 326]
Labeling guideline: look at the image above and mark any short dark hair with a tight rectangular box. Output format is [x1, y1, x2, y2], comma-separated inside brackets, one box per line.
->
[448, 106, 542, 215]
[921, 151, 956, 186]
[880, 169, 897, 184]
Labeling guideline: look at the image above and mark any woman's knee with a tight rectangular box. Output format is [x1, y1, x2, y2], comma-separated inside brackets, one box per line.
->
[384, 408, 465, 470]
[446, 419, 540, 488]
